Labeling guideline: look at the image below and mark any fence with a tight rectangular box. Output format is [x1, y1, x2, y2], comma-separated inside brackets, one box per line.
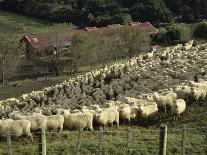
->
[0, 125, 207, 155]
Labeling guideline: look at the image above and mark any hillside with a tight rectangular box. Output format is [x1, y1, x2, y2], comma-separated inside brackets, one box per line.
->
[1, 0, 207, 27]
[0, 10, 48, 33]
[0, 41, 207, 154]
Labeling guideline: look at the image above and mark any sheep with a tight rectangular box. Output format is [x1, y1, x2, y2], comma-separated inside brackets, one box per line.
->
[95, 108, 119, 127]
[63, 112, 93, 131]
[174, 85, 191, 100]
[191, 86, 207, 103]
[12, 114, 47, 132]
[139, 102, 159, 119]
[153, 92, 177, 113]
[0, 119, 33, 140]
[46, 115, 64, 131]
[171, 99, 186, 120]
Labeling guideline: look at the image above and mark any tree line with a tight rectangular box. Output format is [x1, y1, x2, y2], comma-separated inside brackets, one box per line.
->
[1, 0, 207, 27]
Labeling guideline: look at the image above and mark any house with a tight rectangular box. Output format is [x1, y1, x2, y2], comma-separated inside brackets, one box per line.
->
[20, 33, 72, 59]
[20, 21, 158, 59]
[83, 26, 98, 31]
[129, 22, 158, 35]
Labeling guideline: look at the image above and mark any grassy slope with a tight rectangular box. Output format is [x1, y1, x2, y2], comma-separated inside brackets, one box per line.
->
[0, 10, 48, 33]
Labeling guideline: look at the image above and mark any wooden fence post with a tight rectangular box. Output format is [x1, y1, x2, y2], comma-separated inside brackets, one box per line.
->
[7, 131, 12, 155]
[38, 127, 46, 155]
[159, 125, 167, 155]
[181, 125, 186, 155]
[126, 127, 132, 155]
[75, 129, 82, 155]
[205, 124, 207, 155]
[99, 127, 104, 155]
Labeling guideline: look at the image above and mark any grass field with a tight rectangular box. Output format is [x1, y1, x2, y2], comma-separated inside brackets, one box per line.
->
[0, 104, 206, 155]
[0, 10, 48, 33]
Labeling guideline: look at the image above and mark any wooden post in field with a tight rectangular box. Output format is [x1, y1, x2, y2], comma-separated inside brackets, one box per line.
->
[181, 125, 186, 155]
[159, 125, 167, 155]
[38, 128, 46, 155]
[205, 124, 207, 155]
[7, 131, 12, 155]
[75, 129, 82, 155]
[127, 127, 132, 155]
[99, 127, 104, 155]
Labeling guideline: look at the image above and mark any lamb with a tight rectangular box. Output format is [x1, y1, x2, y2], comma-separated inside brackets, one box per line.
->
[0, 119, 33, 140]
[12, 114, 47, 132]
[95, 108, 119, 127]
[63, 112, 93, 131]
[171, 99, 186, 120]
[153, 92, 177, 113]
[46, 115, 64, 131]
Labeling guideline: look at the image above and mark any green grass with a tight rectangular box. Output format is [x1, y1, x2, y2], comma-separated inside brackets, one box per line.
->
[0, 10, 49, 33]
[0, 104, 206, 155]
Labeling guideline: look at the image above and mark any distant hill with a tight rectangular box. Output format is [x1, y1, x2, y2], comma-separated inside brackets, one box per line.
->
[1, 0, 207, 27]
[0, 10, 48, 33]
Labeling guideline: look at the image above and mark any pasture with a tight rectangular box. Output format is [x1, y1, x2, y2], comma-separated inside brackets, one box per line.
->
[0, 10, 48, 33]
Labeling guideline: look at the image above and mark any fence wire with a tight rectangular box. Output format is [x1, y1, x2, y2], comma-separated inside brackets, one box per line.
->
[0, 126, 206, 155]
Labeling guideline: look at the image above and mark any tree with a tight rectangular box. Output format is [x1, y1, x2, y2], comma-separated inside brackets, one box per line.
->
[0, 34, 24, 85]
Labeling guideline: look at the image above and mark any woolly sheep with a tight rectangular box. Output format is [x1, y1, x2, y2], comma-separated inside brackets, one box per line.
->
[46, 115, 64, 131]
[153, 92, 177, 113]
[13, 114, 47, 131]
[171, 99, 186, 120]
[95, 108, 119, 127]
[63, 112, 93, 131]
[139, 102, 158, 119]
[0, 119, 33, 140]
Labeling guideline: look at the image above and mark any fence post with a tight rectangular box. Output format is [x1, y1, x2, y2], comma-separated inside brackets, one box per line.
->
[99, 127, 104, 155]
[38, 127, 46, 155]
[205, 124, 207, 155]
[126, 127, 132, 155]
[7, 131, 12, 155]
[159, 125, 167, 155]
[75, 129, 82, 155]
[181, 125, 186, 155]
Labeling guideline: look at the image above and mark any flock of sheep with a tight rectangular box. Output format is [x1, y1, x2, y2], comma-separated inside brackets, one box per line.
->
[1, 40, 207, 140]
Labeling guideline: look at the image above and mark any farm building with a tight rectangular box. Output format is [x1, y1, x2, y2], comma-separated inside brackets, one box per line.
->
[20, 33, 72, 59]
[20, 21, 158, 59]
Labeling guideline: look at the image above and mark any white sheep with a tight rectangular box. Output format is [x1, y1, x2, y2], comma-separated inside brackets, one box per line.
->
[95, 108, 119, 127]
[13, 114, 47, 132]
[171, 99, 186, 120]
[139, 102, 159, 119]
[0, 119, 33, 140]
[46, 115, 64, 131]
[63, 112, 93, 131]
[153, 92, 177, 113]
[191, 86, 207, 103]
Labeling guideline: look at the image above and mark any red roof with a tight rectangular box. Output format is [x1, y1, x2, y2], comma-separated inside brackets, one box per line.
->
[129, 22, 140, 26]
[107, 24, 121, 28]
[138, 22, 158, 34]
[20, 21, 158, 52]
[83, 27, 98, 31]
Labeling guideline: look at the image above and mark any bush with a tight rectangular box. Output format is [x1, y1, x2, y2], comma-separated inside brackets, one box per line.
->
[153, 24, 192, 44]
[193, 21, 207, 39]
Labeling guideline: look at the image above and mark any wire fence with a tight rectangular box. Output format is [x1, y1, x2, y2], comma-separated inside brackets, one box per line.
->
[0, 125, 206, 155]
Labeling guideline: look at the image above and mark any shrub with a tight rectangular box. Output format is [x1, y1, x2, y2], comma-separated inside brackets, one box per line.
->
[193, 21, 207, 39]
[153, 24, 192, 44]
